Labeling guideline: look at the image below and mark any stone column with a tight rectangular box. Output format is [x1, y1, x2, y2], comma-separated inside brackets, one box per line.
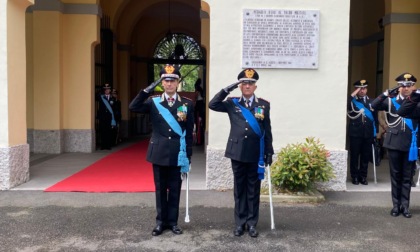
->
[0, 0, 33, 190]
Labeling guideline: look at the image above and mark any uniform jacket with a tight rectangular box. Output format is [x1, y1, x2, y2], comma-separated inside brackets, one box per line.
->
[347, 95, 378, 138]
[371, 94, 418, 152]
[97, 94, 116, 126]
[397, 95, 420, 119]
[209, 89, 274, 162]
[129, 91, 194, 166]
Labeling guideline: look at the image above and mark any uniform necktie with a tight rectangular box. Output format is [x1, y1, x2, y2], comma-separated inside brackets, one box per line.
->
[246, 99, 251, 108]
[168, 97, 175, 107]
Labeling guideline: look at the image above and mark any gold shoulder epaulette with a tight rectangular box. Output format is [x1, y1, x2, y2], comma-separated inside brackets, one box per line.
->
[258, 97, 270, 103]
[147, 94, 161, 99]
[181, 96, 193, 101]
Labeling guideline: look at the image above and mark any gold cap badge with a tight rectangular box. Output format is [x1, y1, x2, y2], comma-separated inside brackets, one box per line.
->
[404, 73, 412, 81]
[165, 65, 175, 74]
[245, 69, 255, 78]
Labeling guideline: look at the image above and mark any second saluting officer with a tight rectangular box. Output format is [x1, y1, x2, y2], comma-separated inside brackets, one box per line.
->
[371, 72, 418, 218]
[129, 65, 194, 235]
[209, 68, 273, 238]
[347, 80, 378, 185]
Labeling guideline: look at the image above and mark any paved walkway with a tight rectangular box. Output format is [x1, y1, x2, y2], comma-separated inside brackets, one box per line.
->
[2, 190, 420, 251]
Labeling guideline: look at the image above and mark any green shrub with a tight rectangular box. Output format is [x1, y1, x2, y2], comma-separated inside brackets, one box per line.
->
[271, 137, 335, 192]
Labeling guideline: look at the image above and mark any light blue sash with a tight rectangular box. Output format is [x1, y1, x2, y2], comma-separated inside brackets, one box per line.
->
[152, 97, 189, 172]
[232, 98, 265, 180]
[351, 97, 376, 137]
[101, 95, 116, 127]
[391, 98, 418, 161]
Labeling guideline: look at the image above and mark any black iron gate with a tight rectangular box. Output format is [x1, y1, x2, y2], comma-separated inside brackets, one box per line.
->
[94, 14, 113, 148]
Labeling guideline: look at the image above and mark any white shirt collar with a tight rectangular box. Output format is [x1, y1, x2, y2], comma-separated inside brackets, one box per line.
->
[241, 95, 254, 103]
[164, 93, 177, 100]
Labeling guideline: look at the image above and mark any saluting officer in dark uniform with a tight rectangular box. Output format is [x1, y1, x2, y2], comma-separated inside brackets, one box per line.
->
[347, 80, 378, 185]
[371, 72, 418, 218]
[129, 65, 194, 236]
[97, 83, 116, 150]
[209, 68, 273, 238]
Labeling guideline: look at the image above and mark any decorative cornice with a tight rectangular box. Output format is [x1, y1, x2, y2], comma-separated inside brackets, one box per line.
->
[350, 31, 384, 47]
[383, 13, 420, 26]
[351, 13, 420, 47]
[26, 0, 102, 17]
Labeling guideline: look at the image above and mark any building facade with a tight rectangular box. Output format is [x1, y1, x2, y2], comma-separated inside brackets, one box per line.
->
[1, 0, 419, 190]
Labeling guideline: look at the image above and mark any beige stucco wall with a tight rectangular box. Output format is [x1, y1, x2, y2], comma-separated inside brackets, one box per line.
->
[386, 23, 420, 87]
[1, 0, 33, 147]
[32, 11, 62, 130]
[385, 0, 420, 14]
[384, 0, 420, 88]
[206, 0, 350, 151]
[27, 2, 99, 131]
[62, 14, 99, 129]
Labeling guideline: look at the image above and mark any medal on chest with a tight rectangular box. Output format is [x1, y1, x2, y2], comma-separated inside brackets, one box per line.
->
[177, 104, 188, 121]
[254, 106, 265, 120]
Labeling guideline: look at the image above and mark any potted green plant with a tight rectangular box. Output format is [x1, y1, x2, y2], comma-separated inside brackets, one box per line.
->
[270, 137, 335, 194]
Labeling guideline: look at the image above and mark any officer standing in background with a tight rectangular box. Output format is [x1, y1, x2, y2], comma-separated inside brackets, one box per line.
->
[97, 83, 116, 150]
[111, 89, 122, 145]
[347, 80, 378, 185]
[371, 72, 418, 218]
[129, 65, 194, 236]
[209, 68, 273, 238]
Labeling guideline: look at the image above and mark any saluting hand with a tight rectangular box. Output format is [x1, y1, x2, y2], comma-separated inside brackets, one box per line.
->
[223, 81, 241, 93]
[144, 77, 163, 93]
[351, 88, 361, 97]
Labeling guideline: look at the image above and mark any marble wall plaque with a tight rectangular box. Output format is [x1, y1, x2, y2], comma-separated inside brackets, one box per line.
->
[242, 9, 320, 69]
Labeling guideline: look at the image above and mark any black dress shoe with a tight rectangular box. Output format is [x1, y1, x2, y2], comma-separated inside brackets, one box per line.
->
[352, 177, 359, 185]
[170, 225, 183, 235]
[234, 225, 244, 236]
[152, 225, 164, 236]
[359, 177, 368, 185]
[248, 226, 259, 238]
[401, 207, 412, 218]
[390, 206, 400, 217]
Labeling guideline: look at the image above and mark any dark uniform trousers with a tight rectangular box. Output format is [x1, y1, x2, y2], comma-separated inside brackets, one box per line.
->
[349, 137, 371, 179]
[153, 164, 182, 226]
[97, 95, 116, 149]
[231, 160, 261, 227]
[387, 150, 413, 208]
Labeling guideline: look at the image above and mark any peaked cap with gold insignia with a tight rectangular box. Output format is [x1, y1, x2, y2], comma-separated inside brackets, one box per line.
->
[353, 79, 368, 88]
[237, 68, 259, 83]
[395, 72, 417, 86]
[160, 64, 181, 80]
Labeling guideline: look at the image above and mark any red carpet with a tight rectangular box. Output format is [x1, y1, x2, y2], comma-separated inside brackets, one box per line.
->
[45, 140, 155, 192]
